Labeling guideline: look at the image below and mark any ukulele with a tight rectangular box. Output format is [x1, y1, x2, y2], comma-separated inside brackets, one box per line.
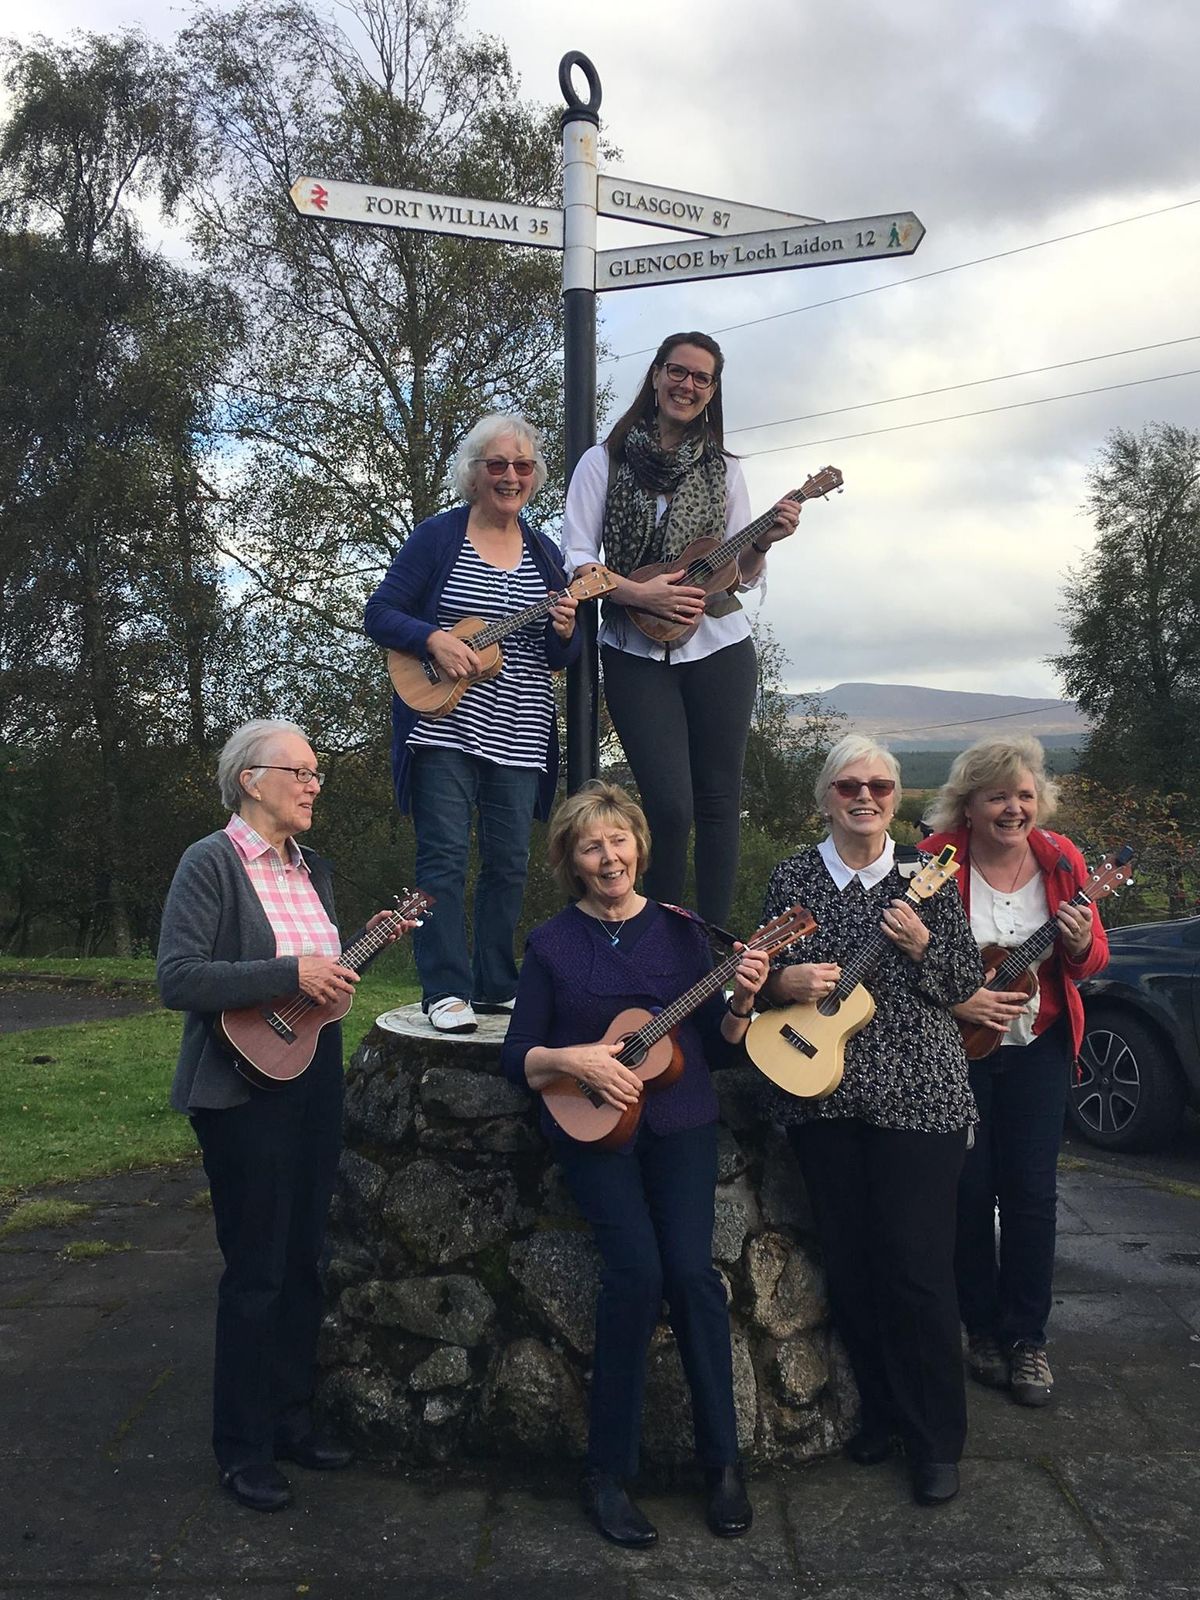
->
[220, 888, 433, 1091]
[541, 903, 816, 1148]
[625, 466, 843, 646]
[746, 847, 961, 1100]
[958, 844, 1135, 1060]
[386, 565, 615, 717]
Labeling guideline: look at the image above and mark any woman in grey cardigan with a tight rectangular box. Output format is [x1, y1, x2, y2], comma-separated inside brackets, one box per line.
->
[157, 719, 407, 1512]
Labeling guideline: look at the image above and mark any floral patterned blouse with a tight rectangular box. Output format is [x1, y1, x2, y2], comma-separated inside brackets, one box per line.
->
[759, 845, 983, 1133]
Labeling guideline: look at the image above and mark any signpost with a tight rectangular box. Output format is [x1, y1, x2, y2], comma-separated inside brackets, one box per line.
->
[287, 52, 926, 789]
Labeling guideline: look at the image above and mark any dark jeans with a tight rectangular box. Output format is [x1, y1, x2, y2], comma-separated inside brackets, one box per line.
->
[191, 1036, 343, 1472]
[409, 745, 540, 1007]
[790, 1117, 969, 1464]
[955, 1022, 1070, 1348]
[558, 1121, 738, 1479]
[601, 636, 757, 927]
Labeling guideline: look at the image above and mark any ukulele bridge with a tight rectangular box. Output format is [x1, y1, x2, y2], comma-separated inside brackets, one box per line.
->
[421, 659, 442, 685]
[778, 1023, 817, 1057]
[261, 1009, 296, 1043]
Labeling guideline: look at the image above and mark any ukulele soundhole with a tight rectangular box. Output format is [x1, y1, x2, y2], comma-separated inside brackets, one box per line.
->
[816, 995, 842, 1018]
[620, 1037, 648, 1070]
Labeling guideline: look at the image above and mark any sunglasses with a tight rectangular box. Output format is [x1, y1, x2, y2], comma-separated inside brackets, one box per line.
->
[473, 456, 537, 478]
[829, 777, 897, 800]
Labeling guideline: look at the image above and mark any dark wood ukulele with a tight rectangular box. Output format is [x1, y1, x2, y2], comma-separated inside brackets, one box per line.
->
[958, 845, 1135, 1060]
[541, 903, 814, 1148]
[220, 889, 433, 1090]
[625, 466, 843, 645]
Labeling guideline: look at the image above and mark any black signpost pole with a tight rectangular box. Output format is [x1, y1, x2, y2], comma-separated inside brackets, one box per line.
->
[559, 52, 602, 791]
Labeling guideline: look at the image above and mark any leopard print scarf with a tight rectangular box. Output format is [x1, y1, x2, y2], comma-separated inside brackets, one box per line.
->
[601, 422, 737, 618]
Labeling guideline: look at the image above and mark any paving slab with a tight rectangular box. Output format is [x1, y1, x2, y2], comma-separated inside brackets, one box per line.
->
[0, 1157, 1197, 1598]
[780, 1458, 1108, 1586]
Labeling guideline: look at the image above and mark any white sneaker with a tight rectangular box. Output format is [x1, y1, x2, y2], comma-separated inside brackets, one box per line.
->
[427, 997, 478, 1033]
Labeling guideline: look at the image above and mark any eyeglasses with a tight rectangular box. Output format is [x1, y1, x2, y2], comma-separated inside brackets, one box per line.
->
[660, 361, 718, 391]
[473, 457, 537, 478]
[829, 777, 896, 800]
[259, 766, 326, 787]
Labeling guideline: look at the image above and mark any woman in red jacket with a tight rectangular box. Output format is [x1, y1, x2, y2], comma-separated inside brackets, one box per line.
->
[923, 736, 1108, 1409]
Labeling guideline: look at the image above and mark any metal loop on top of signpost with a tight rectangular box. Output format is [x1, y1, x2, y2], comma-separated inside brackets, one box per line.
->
[558, 51, 602, 124]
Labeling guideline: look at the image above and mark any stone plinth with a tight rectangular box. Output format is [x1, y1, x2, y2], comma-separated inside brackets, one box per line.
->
[318, 1005, 854, 1467]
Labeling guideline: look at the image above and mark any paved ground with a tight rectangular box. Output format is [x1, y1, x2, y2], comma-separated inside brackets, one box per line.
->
[0, 991, 157, 1033]
[2, 1155, 1199, 1600]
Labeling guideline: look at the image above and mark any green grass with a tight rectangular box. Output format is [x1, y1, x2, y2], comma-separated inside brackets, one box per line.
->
[0, 957, 157, 985]
[0, 1198, 94, 1236]
[0, 966, 419, 1198]
[61, 1239, 133, 1261]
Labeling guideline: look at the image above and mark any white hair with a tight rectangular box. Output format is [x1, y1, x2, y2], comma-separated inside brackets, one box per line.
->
[216, 719, 308, 812]
[453, 412, 548, 502]
[814, 733, 903, 817]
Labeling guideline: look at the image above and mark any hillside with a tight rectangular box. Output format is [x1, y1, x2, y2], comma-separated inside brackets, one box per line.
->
[797, 682, 1088, 751]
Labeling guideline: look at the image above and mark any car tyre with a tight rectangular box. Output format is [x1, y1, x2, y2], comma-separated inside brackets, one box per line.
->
[1069, 1007, 1186, 1152]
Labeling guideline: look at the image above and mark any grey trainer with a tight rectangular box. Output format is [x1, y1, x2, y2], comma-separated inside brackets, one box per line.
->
[1009, 1341, 1054, 1406]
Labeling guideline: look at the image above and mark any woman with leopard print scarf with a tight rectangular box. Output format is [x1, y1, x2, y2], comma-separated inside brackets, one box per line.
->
[562, 331, 800, 926]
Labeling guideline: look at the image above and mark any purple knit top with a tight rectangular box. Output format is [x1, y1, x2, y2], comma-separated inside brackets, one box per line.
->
[500, 902, 734, 1146]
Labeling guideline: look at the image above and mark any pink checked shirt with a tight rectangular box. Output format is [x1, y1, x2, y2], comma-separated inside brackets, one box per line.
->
[225, 815, 341, 959]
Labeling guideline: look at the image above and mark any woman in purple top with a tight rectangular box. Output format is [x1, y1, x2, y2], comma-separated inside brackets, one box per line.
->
[501, 781, 768, 1548]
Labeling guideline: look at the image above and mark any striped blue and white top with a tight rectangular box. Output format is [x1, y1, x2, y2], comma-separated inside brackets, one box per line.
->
[406, 540, 555, 771]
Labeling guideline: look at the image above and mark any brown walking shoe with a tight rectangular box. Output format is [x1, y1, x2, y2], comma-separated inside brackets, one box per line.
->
[1009, 1341, 1054, 1407]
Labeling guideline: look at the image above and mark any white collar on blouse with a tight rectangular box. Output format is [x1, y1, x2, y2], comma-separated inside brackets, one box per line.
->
[818, 833, 895, 891]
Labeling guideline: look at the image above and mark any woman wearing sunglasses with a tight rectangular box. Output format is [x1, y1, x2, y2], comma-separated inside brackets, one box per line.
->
[758, 734, 982, 1506]
[364, 413, 580, 1032]
[562, 331, 800, 927]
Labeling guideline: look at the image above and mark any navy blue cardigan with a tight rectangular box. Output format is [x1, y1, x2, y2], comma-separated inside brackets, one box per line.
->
[363, 505, 581, 818]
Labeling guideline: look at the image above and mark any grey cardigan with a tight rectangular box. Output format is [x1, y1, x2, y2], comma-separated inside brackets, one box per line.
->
[157, 830, 340, 1112]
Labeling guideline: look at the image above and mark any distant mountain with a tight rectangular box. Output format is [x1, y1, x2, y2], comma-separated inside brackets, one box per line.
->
[794, 682, 1088, 751]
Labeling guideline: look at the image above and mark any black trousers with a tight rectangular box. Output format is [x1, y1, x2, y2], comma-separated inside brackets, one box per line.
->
[191, 1034, 343, 1473]
[955, 1022, 1070, 1347]
[558, 1121, 739, 1479]
[601, 636, 757, 928]
[790, 1117, 969, 1464]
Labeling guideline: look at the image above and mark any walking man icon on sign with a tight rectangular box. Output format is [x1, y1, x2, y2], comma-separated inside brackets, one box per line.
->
[888, 221, 902, 247]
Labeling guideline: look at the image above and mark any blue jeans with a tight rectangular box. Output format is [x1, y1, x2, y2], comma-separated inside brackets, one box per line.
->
[954, 1021, 1070, 1348]
[409, 745, 540, 1008]
[558, 1121, 737, 1479]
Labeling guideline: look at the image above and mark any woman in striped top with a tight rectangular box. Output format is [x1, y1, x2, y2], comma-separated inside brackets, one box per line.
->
[364, 413, 581, 1032]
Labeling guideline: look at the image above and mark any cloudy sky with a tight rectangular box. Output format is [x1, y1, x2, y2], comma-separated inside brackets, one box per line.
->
[8, 0, 1200, 701]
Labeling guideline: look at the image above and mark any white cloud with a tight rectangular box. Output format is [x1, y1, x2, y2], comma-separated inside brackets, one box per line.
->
[6, 0, 1200, 697]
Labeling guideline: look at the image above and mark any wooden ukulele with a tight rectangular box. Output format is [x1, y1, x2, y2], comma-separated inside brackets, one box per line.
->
[386, 565, 615, 717]
[541, 903, 816, 1148]
[625, 465, 843, 645]
[746, 847, 961, 1100]
[220, 888, 433, 1091]
[958, 844, 1135, 1060]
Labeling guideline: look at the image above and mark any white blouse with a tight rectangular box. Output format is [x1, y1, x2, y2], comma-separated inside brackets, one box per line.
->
[969, 867, 1051, 1048]
[560, 443, 759, 665]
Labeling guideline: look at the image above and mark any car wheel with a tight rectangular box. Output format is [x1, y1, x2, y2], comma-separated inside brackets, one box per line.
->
[1069, 1007, 1186, 1152]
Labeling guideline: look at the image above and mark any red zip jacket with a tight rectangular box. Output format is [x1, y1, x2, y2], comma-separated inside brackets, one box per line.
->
[919, 826, 1109, 1059]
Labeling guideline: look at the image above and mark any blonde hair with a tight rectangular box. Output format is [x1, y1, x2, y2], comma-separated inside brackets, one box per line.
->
[924, 734, 1059, 832]
[814, 733, 902, 818]
[547, 781, 651, 899]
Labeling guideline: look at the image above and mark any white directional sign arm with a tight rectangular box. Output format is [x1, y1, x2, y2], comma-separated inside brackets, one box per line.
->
[597, 175, 822, 236]
[596, 213, 925, 290]
[288, 177, 564, 250]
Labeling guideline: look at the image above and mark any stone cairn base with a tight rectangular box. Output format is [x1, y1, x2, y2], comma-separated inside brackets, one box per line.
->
[319, 1005, 857, 1468]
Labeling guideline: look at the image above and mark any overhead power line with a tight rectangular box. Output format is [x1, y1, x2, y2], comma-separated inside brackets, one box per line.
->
[849, 703, 1076, 738]
[725, 335, 1200, 437]
[742, 366, 1200, 457]
[602, 196, 1200, 364]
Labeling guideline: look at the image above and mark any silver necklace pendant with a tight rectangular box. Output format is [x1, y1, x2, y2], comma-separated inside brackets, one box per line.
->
[608, 920, 624, 946]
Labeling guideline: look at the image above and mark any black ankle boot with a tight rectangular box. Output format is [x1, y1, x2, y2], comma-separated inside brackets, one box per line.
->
[579, 1470, 657, 1548]
[705, 1462, 753, 1537]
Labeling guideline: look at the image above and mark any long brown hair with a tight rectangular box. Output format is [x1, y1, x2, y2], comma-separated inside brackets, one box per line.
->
[605, 331, 732, 460]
